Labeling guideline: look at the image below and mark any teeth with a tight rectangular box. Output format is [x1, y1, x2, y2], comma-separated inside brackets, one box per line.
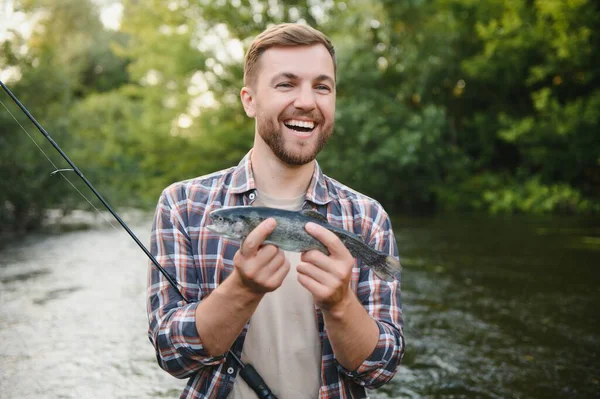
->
[285, 119, 315, 129]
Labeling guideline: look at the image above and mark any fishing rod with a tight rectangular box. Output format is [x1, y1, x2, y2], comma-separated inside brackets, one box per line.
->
[0, 80, 277, 399]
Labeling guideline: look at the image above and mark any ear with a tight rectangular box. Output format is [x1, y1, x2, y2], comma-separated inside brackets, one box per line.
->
[240, 87, 256, 118]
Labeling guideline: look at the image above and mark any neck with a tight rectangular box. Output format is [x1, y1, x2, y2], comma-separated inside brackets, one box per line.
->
[251, 137, 314, 199]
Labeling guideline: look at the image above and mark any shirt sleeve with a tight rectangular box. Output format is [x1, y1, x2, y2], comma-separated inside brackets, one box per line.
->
[338, 208, 405, 388]
[146, 186, 226, 379]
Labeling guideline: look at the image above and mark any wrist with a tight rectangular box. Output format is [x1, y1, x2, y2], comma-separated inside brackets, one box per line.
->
[226, 269, 265, 303]
[321, 292, 354, 321]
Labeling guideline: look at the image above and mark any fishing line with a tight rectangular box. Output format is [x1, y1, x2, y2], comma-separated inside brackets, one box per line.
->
[1, 80, 278, 399]
[0, 98, 119, 231]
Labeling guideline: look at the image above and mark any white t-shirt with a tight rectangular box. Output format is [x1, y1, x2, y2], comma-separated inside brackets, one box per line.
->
[229, 191, 321, 398]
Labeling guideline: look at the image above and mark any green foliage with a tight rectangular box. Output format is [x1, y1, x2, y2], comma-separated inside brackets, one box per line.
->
[370, 0, 600, 212]
[482, 178, 598, 214]
[437, 172, 599, 213]
[1, 0, 599, 233]
[456, 0, 600, 199]
[0, 0, 130, 232]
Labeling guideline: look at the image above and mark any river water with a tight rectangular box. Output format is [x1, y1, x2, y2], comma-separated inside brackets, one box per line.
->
[0, 213, 598, 398]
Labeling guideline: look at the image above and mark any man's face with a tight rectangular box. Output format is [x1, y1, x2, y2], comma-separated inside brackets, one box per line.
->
[242, 44, 336, 166]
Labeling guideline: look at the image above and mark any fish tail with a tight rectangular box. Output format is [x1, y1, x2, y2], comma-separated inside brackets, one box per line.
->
[340, 234, 401, 281]
[373, 254, 401, 282]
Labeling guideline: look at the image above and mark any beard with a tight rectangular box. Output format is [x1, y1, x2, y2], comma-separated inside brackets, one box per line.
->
[256, 109, 334, 166]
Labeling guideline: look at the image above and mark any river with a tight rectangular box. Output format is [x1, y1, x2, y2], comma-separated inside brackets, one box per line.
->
[0, 212, 598, 398]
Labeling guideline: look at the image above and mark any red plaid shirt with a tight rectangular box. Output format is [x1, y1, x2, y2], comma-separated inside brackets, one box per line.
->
[147, 151, 404, 398]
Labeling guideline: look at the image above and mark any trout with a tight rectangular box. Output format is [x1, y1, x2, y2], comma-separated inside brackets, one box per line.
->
[206, 206, 400, 282]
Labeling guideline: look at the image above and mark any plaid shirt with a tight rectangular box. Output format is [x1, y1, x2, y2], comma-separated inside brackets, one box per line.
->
[147, 151, 404, 398]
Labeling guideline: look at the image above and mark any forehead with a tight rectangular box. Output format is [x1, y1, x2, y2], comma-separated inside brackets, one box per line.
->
[256, 44, 335, 84]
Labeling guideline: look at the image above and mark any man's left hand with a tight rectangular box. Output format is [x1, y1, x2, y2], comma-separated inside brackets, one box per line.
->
[297, 222, 354, 313]
[299, 222, 381, 371]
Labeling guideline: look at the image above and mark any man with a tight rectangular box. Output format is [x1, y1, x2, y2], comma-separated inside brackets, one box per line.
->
[147, 23, 404, 398]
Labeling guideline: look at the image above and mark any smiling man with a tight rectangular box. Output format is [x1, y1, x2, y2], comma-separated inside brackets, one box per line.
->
[147, 23, 404, 398]
[243, 44, 335, 168]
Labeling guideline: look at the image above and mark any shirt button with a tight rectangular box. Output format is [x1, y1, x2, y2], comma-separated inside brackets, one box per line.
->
[248, 192, 256, 201]
[227, 366, 235, 375]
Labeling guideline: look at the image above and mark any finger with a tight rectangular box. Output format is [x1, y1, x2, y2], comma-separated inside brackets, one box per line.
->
[253, 244, 280, 267]
[265, 258, 291, 288]
[304, 222, 348, 257]
[240, 218, 276, 257]
[234, 244, 278, 277]
[301, 250, 338, 273]
[296, 260, 336, 286]
[234, 245, 285, 284]
[258, 248, 287, 276]
[251, 251, 288, 291]
[297, 271, 328, 298]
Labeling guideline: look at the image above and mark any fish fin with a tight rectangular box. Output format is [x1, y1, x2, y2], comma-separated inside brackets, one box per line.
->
[372, 255, 402, 282]
[300, 209, 328, 223]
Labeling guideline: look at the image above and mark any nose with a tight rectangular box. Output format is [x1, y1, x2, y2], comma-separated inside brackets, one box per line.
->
[293, 84, 316, 110]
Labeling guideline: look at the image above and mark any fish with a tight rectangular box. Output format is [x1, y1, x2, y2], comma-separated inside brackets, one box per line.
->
[206, 206, 401, 282]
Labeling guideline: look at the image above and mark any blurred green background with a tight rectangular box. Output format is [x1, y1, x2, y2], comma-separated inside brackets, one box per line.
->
[1, 0, 599, 233]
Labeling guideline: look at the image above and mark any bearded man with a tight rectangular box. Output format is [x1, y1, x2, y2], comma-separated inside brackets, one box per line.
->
[147, 23, 404, 399]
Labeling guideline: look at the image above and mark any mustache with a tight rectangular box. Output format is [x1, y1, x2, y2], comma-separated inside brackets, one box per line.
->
[280, 110, 323, 123]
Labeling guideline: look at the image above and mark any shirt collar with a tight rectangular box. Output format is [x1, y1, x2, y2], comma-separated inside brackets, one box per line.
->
[229, 150, 333, 205]
[305, 160, 332, 205]
[229, 151, 257, 195]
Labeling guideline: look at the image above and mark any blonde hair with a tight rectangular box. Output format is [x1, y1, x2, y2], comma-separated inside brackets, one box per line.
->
[243, 23, 336, 87]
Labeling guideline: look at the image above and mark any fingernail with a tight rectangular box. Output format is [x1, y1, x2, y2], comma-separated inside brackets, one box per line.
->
[305, 222, 315, 231]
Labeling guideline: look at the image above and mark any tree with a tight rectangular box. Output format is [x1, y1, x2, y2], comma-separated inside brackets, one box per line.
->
[0, 0, 129, 232]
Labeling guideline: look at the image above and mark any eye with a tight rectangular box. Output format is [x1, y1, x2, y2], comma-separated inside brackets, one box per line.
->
[275, 82, 294, 89]
[315, 84, 331, 93]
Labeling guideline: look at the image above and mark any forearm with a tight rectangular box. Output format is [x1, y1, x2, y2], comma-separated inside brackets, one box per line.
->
[195, 270, 264, 356]
[322, 292, 380, 371]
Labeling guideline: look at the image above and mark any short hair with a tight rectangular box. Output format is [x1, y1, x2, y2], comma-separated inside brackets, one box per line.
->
[243, 23, 336, 87]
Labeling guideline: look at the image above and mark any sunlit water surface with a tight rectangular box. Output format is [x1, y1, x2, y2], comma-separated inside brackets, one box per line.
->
[0, 213, 598, 398]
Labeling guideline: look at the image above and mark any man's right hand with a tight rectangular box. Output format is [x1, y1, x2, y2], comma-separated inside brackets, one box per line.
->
[195, 218, 289, 356]
[232, 218, 290, 294]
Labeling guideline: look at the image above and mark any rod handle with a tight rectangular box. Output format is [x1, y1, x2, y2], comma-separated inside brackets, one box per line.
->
[239, 364, 278, 399]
